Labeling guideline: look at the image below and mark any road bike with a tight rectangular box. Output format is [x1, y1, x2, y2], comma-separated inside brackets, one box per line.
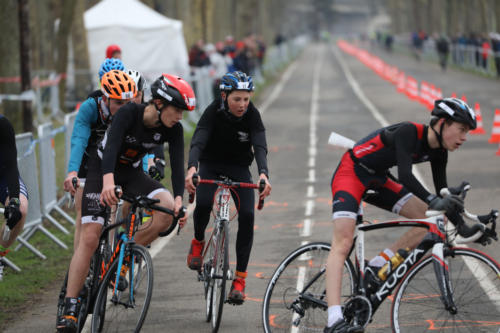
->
[262, 183, 499, 332]
[90, 188, 183, 333]
[190, 174, 265, 332]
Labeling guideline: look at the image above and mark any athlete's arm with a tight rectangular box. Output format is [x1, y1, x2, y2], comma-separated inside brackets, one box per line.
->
[167, 123, 185, 199]
[249, 106, 269, 178]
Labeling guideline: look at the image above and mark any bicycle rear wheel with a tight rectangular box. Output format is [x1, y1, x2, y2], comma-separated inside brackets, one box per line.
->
[210, 222, 229, 332]
[262, 242, 355, 333]
[91, 244, 154, 333]
[392, 247, 500, 332]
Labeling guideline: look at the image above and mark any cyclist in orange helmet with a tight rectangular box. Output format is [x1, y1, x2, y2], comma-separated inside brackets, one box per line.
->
[57, 70, 136, 333]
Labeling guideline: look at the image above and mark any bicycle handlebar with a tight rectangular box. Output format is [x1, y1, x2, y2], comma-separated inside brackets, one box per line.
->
[425, 182, 498, 245]
[117, 187, 185, 238]
[189, 173, 266, 210]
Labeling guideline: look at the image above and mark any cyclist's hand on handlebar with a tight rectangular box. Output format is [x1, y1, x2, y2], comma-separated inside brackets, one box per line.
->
[428, 194, 464, 214]
[64, 171, 79, 195]
[258, 174, 271, 199]
[185, 166, 198, 194]
[100, 173, 119, 206]
[174, 196, 188, 229]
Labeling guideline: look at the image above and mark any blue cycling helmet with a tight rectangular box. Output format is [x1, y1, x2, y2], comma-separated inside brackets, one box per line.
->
[219, 71, 254, 93]
[99, 58, 125, 80]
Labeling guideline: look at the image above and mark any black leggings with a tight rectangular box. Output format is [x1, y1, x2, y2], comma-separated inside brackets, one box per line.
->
[193, 163, 255, 273]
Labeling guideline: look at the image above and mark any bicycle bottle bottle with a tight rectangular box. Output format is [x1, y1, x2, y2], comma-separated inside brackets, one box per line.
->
[377, 248, 410, 281]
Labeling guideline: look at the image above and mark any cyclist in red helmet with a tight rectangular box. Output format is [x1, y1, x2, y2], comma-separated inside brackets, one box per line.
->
[324, 98, 476, 333]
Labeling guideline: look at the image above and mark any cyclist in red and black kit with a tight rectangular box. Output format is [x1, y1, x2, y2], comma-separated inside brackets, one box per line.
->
[185, 71, 272, 305]
[324, 97, 476, 333]
[0, 115, 29, 281]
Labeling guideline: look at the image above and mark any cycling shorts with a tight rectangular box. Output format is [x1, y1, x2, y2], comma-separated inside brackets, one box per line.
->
[330, 152, 412, 220]
[0, 176, 29, 205]
[81, 154, 167, 224]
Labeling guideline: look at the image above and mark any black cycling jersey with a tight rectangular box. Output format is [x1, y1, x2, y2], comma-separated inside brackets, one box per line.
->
[188, 98, 269, 177]
[351, 122, 447, 202]
[100, 103, 184, 198]
[0, 115, 20, 199]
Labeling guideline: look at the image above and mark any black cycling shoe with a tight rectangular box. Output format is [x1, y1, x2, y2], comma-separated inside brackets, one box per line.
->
[56, 314, 78, 333]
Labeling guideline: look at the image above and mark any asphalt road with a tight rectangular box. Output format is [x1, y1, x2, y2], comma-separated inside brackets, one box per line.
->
[4, 40, 500, 332]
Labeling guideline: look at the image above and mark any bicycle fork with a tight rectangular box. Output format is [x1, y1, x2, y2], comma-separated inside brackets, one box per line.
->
[431, 243, 457, 314]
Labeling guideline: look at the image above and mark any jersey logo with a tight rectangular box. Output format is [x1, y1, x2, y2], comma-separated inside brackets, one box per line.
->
[154, 133, 161, 141]
[237, 131, 249, 142]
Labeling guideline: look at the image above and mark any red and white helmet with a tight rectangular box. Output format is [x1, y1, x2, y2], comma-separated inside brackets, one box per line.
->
[150, 74, 196, 111]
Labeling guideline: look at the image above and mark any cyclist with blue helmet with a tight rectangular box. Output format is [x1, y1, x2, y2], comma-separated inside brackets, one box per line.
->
[185, 71, 272, 305]
[98, 58, 125, 81]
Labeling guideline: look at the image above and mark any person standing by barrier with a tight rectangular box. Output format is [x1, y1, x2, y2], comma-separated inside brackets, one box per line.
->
[105, 44, 122, 59]
[436, 35, 450, 71]
[0, 115, 29, 281]
[185, 71, 272, 305]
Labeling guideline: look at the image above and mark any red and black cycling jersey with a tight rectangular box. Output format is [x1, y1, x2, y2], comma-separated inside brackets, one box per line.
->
[100, 103, 184, 198]
[0, 115, 20, 199]
[351, 122, 447, 202]
[188, 98, 269, 177]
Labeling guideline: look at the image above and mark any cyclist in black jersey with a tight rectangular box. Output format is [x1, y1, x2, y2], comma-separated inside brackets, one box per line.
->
[99, 73, 195, 241]
[0, 115, 29, 281]
[185, 71, 272, 305]
[324, 98, 477, 333]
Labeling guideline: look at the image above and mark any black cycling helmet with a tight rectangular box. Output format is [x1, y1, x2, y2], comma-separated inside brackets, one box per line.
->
[431, 98, 477, 130]
[219, 71, 254, 93]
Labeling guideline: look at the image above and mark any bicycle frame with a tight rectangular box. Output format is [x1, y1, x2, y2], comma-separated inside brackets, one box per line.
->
[354, 214, 450, 312]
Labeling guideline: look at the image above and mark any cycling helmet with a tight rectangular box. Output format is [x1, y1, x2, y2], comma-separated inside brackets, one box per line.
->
[100, 70, 137, 100]
[431, 98, 477, 130]
[126, 69, 147, 91]
[106, 44, 122, 59]
[219, 71, 254, 93]
[99, 58, 125, 80]
[150, 74, 196, 111]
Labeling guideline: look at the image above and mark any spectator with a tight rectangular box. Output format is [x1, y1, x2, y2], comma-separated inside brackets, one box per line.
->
[436, 35, 450, 71]
[205, 43, 227, 97]
[233, 41, 250, 75]
[490, 32, 500, 77]
[189, 40, 211, 68]
[105, 44, 122, 59]
[481, 36, 491, 71]
[223, 35, 236, 59]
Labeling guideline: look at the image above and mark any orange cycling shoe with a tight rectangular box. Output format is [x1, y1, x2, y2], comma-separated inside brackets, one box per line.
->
[187, 238, 205, 271]
[228, 271, 247, 305]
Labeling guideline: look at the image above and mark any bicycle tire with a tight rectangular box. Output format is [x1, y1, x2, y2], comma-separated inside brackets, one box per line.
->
[91, 244, 154, 333]
[262, 242, 355, 333]
[391, 247, 500, 332]
[204, 250, 214, 322]
[211, 221, 229, 332]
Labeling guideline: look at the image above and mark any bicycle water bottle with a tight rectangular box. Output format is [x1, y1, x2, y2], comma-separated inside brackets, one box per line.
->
[377, 248, 410, 281]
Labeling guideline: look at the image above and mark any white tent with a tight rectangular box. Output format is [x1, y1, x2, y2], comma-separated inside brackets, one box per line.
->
[84, 0, 189, 87]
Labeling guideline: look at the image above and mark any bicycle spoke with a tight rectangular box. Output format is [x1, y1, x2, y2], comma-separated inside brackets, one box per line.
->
[91, 245, 153, 333]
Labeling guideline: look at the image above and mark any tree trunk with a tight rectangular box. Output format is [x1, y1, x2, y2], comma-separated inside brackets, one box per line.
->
[55, 0, 77, 113]
[18, 0, 33, 132]
[71, 0, 91, 104]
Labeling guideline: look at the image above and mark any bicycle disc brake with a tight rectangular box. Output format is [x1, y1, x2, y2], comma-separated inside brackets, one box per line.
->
[343, 295, 372, 329]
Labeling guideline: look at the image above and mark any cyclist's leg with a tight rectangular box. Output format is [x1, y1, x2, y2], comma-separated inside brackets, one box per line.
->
[326, 153, 366, 329]
[116, 165, 173, 246]
[72, 186, 83, 251]
[366, 179, 428, 254]
[228, 167, 254, 303]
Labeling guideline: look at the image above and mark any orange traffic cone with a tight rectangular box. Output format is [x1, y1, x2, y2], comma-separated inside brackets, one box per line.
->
[488, 109, 500, 143]
[461, 95, 468, 103]
[470, 103, 485, 134]
[451, 92, 457, 98]
[396, 72, 405, 93]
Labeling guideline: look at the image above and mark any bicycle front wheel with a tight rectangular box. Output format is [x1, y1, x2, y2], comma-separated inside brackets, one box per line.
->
[262, 242, 355, 333]
[210, 223, 229, 332]
[91, 244, 154, 333]
[392, 247, 500, 332]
